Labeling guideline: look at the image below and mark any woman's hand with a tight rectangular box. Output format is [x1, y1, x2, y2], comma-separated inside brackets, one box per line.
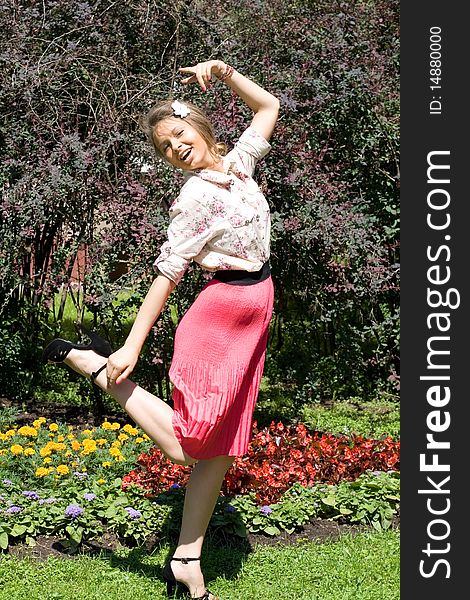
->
[105, 344, 140, 387]
[179, 60, 225, 92]
[180, 59, 279, 142]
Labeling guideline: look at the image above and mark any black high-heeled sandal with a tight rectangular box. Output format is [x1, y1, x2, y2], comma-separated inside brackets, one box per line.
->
[42, 324, 112, 389]
[162, 557, 217, 599]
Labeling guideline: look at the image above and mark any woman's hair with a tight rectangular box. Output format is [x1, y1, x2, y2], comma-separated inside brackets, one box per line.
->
[140, 100, 227, 160]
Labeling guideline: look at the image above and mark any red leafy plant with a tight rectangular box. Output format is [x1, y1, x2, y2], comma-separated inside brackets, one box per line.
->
[122, 422, 400, 505]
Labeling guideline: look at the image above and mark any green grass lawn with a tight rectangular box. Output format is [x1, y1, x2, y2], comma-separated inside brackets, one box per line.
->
[300, 400, 400, 440]
[255, 383, 400, 440]
[0, 529, 399, 600]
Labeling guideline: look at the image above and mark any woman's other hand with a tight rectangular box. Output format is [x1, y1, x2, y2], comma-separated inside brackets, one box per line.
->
[106, 344, 139, 387]
[179, 60, 225, 91]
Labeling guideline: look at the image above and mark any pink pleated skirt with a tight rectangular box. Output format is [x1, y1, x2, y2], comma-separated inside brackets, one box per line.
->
[169, 276, 274, 460]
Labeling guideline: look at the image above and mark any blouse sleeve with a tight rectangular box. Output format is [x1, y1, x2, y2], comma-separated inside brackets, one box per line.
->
[154, 186, 217, 285]
[231, 126, 272, 177]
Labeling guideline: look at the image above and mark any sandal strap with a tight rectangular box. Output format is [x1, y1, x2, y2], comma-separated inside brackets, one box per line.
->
[91, 363, 107, 381]
[171, 556, 201, 565]
[90, 363, 107, 393]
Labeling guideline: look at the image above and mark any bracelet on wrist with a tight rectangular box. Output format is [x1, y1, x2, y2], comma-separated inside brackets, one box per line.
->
[218, 63, 234, 82]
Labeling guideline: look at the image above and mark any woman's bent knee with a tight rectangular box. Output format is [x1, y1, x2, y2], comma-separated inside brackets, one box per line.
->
[161, 447, 197, 466]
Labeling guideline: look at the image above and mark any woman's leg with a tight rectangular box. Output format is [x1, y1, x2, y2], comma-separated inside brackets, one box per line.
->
[62, 348, 195, 465]
[170, 455, 235, 598]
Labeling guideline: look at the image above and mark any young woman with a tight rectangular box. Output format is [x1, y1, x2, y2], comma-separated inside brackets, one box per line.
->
[43, 59, 279, 599]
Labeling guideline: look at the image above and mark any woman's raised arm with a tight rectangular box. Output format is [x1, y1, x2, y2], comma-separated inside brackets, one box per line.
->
[179, 60, 280, 142]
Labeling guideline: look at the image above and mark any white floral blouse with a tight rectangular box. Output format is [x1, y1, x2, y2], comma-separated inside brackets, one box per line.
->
[154, 126, 272, 285]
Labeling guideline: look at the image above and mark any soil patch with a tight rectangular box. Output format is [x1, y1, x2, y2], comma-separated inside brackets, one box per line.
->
[6, 520, 399, 562]
[7, 531, 124, 561]
[247, 519, 369, 547]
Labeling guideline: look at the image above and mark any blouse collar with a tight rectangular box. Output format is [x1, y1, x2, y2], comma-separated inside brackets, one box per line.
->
[183, 158, 249, 190]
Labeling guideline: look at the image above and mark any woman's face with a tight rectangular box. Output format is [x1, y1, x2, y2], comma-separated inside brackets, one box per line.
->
[154, 117, 216, 171]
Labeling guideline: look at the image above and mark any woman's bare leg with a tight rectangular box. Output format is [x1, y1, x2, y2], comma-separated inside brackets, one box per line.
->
[62, 349, 233, 597]
[63, 348, 195, 465]
[169, 455, 235, 597]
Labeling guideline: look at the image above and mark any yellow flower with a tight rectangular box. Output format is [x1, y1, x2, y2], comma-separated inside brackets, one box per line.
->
[57, 434, 65, 442]
[118, 433, 129, 442]
[49, 423, 59, 432]
[110, 422, 120, 431]
[0, 449, 7, 456]
[101, 461, 112, 468]
[82, 429, 94, 437]
[5, 430, 16, 438]
[97, 479, 106, 485]
[18, 426, 38, 437]
[111, 440, 121, 448]
[109, 447, 121, 458]
[31, 417, 45, 429]
[81, 439, 97, 455]
[43, 457, 52, 464]
[51, 442, 66, 452]
[35, 467, 50, 477]
[135, 437, 144, 444]
[40, 441, 66, 455]
[143, 434, 150, 441]
[56, 464, 69, 476]
[97, 438, 108, 446]
[24, 448, 35, 456]
[71, 441, 81, 451]
[101, 421, 113, 430]
[64, 451, 72, 457]
[123, 424, 138, 436]
[10, 444, 24, 455]
[67, 433, 75, 440]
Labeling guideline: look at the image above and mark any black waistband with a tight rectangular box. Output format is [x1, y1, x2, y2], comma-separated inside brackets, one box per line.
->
[213, 261, 271, 285]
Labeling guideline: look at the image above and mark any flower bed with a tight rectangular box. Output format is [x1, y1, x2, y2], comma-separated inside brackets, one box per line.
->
[123, 421, 400, 504]
[0, 417, 400, 551]
[0, 417, 154, 487]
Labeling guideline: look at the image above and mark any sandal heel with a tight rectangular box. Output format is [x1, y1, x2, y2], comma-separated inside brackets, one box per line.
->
[161, 556, 217, 599]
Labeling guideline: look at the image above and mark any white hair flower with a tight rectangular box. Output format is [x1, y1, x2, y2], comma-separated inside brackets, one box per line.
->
[171, 100, 190, 118]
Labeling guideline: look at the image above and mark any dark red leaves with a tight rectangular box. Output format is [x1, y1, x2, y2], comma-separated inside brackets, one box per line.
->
[122, 422, 400, 505]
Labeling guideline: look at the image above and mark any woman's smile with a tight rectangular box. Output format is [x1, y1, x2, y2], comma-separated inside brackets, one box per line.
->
[179, 147, 192, 163]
